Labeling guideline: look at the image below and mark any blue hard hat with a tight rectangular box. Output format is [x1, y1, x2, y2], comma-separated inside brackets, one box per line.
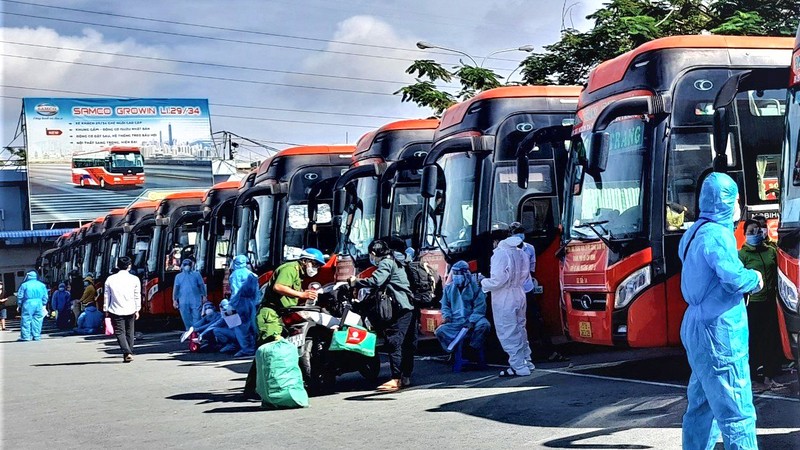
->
[299, 248, 325, 265]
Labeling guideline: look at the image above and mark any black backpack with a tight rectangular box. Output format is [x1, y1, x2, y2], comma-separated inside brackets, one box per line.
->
[402, 260, 436, 307]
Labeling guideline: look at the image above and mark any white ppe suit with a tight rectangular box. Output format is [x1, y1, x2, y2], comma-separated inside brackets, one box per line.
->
[481, 235, 533, 375]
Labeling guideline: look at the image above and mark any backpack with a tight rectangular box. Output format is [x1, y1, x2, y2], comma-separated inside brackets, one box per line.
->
[402, 260, 436, 307]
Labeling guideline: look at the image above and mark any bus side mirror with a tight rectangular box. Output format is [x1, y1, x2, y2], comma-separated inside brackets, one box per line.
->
[421, 165, 437, 199]
[380, 180, 393, 209]
[588, 132, 609, 173]
[233, 205, 243, 228]
[517, 155, 529, 189]
[712, 106, 730, 172]
[333, 189, 346, 216]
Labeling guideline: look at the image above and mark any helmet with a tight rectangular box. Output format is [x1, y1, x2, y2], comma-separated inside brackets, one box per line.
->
[299, 248, 325, 266]
[368, 240, 391, 257]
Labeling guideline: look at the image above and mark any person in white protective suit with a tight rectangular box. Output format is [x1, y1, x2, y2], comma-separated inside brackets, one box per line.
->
[480, 224, 534, 377]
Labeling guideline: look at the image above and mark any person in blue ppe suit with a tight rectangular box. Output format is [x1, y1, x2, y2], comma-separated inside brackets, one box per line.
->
[435, 260, 490, 371]
[17, 270, 48, 341]
[228, 255, 259, 357]
[678, 173, 764, 450]
[192, 301, 220, 334]
[210, 299, 239, 353]
[172, 259, 207, 332]
[51, 282, 73, 330]
[74, 301, 104, 334]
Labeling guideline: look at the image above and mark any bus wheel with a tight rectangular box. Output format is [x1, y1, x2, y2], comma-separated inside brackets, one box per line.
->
[100, 178, 106, 188]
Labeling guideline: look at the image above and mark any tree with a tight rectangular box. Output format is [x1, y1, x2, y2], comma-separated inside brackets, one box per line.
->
[395, 0, 799, 113]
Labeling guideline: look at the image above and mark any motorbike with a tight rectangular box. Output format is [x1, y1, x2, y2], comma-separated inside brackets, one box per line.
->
[280, 282, 381, 394]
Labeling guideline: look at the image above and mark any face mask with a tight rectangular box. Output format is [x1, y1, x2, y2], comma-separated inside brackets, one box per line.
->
[746, 234, 764, 247]
[514, 233, 525, 241]
[84, 282, 90, 287]
[182, 265, 190, 272]
[451, 274, 466, 288]
[58, 287, 65, 291]
[369, 256, 379, 266]
[732, 202, 741, 223]
[305, 264, 319, 278]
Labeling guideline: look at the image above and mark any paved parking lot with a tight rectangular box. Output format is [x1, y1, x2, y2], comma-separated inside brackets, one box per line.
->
[2, 319, 798, 449]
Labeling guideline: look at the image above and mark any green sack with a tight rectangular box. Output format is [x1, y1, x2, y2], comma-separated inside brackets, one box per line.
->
[255, 339, 309, 409]
[329, 325, 377, 357]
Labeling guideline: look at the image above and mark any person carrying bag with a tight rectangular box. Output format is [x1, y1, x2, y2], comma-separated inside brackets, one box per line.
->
[350, 240, 415, 392]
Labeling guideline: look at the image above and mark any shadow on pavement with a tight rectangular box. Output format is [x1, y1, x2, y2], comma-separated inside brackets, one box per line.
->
[541, 427, 652, 449]
[32, 361, 119, 367]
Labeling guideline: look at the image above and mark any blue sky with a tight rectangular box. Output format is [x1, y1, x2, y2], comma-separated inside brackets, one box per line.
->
[1, 0, 604, 160]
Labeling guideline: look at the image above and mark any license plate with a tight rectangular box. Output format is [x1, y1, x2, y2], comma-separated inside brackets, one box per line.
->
[287, 334, 305, 348]
[579, 321, 592, 338]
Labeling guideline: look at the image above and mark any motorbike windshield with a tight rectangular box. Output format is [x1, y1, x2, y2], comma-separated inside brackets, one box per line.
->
[438, 152, 477, 253]
[570, 118, 648, 240]
[339, 176, 379, 258]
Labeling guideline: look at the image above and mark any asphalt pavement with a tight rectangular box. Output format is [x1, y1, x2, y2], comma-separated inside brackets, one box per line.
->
[2, 319, 798, 450]
[28, 163, 213, 223]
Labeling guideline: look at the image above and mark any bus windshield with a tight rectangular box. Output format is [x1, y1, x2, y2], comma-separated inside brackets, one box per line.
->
[389, 184, 427, 247]
[250, 195, 276, 267]
[110, 152, 144, 168]
[340, 176, 379, 258]
[438, 152, 477, 252]
[782, 87, 800, 227]
[570, 118, 648, 240]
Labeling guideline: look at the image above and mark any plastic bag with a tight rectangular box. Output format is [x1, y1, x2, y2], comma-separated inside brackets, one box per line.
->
[104, 317, 114, 336]
[255, 339, 309, 409]
[329, 325, 376, 357]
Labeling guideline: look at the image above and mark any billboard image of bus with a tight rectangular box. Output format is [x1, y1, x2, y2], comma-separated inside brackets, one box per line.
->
[72, 146, 145, 188]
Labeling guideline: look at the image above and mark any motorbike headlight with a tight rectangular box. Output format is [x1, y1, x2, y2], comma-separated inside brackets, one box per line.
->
[778, 269, 799, 312]
[615, 266, 651, 309]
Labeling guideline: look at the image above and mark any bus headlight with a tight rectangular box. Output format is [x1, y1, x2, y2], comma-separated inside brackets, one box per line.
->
[615, 266, 651, 309]
[778, 269, 799, 312]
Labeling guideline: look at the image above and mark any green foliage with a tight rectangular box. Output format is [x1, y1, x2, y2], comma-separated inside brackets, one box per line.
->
[395, 0, 800, 113]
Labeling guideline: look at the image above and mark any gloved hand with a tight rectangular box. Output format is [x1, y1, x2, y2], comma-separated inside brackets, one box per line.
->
[173, 300, 179, 310]
[751, 270, 764, 294]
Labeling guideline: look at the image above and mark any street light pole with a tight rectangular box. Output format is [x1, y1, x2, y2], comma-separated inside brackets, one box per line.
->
[416, 41, 479, 66]
[480, 45, 535, 68]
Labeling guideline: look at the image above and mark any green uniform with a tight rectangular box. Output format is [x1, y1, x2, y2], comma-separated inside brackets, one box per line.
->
[738, 243, 777, 303]
[256, 261, 303, 342]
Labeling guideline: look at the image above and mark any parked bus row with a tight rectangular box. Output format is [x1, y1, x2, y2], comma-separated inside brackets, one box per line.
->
[37, 33, 799, 385]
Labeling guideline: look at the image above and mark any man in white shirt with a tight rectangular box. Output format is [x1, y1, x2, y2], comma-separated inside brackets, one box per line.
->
[104, 257, 141, 363]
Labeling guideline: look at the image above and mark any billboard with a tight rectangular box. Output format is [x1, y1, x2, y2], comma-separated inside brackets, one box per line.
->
[22, 98, 216, 225]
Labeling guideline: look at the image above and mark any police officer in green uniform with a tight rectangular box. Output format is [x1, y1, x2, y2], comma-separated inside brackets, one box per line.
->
[242, 248, 326, 399]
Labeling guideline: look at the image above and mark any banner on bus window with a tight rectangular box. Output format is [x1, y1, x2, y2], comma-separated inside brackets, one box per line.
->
[22, 98, 216, 225]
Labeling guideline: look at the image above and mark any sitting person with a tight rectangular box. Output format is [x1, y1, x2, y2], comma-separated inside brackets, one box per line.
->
[212, 299, 239, 353]
[73, 301, 104, 334]
[191, 300, 220, 335]
[435, 260, 490, 371]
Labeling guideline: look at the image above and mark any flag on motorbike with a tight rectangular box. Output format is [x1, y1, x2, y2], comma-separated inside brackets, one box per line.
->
[329, 325, 377, 357]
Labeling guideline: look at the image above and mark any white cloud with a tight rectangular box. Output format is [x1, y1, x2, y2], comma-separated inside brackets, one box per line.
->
[1, 26, 176, 145]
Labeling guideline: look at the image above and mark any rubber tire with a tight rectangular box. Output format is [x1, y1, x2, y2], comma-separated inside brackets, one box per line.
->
[303, 334, 335, 395]
[100, 178, 106, 188]
[358, 354, 381, 382]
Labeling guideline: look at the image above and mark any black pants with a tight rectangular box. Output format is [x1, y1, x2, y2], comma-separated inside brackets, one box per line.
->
[526, 291, 554, 355]
[747, 300, 783, 379]
[383, 308, 418, 379]
[110, 313, 135, 357]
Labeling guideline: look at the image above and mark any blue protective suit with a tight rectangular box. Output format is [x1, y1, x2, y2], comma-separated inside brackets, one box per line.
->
[228, 255, 259, 356]
[678, 173, 761, 450]
[74, 305, 104, 334]
[173, 260, 207, 331]
[18, 271, 48, 341]
[436, 261, 490, 351]
[51, 284, 72, 330]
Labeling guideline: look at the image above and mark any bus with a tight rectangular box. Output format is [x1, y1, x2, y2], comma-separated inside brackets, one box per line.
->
[196, 180, 241, 303]
[144, 191, 207, 317]
[419, 85, 582, 336]
[97, 208, 128, 281]
[72, 146, 145, 188]
[333, 119, 439, 282]
[561, 35, 793, 347]
[778, 25, 800, 376]
[230, 145, 354, 287]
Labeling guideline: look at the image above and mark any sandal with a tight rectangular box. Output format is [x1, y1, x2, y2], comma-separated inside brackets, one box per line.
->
[499, 368, 518, 377]
[377, 379, 401, 392]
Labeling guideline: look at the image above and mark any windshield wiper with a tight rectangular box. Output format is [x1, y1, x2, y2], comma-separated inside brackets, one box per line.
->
[573, 220, 621, 253]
